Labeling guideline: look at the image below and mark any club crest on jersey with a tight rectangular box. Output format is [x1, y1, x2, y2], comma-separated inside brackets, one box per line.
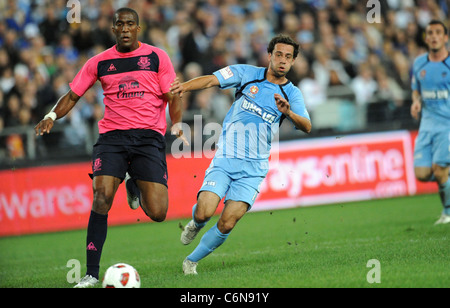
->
[250, 86, 259, 95]
[420, 69, 426, 79]
[137, 56, 150, 69]
[247, 85, 259, 98]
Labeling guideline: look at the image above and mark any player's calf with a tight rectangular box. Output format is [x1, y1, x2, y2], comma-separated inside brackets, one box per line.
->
[138, 181, 169, 222]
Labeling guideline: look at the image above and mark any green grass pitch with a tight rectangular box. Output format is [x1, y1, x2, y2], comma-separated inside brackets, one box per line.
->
[0, 194, 449, 288]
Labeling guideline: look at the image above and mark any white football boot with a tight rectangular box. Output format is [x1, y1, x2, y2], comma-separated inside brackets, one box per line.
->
[125, 172, 140, 210]
[180, 220, 201, 245]
[183, 258, 198, 275]
[434, 213, 450, 225]
[74, 275, 99, 288]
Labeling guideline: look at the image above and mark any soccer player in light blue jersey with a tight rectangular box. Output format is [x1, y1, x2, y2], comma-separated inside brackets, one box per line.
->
[411, 20, 450, 225]
[170, 34, 311, 274]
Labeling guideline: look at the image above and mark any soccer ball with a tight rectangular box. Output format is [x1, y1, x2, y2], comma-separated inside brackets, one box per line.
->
[102, 263, 141, 288]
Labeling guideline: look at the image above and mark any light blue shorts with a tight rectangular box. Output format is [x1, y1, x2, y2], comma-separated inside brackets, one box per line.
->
[198, 158, 267, 209]
[414, 130, 450, 167]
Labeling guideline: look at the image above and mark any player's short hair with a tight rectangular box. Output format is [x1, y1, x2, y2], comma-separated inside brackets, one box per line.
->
[113, 7, 139, 26]
[427, 20, 448, 35]
[267, 34, 300, 59]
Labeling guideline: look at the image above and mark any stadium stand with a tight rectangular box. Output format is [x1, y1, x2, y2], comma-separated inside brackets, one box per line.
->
[0, 0, 448, 168]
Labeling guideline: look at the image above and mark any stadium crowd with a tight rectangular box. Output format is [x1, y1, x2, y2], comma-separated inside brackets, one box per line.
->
[0, 0, 449, 163]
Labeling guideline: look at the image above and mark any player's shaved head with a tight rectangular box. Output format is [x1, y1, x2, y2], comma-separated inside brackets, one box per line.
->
[113, 7, 139, 26]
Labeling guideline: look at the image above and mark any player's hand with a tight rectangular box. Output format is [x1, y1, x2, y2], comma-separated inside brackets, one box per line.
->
[171, 122, 190, 146]
[170, 78, 185, 98]
[34, 118, 54, 136]
[274, 93, 290, 116]
[410, 100, 421, 120]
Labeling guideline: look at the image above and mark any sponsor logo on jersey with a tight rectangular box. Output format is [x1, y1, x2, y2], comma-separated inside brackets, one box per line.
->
[241, 99, 277, 124]
[117, 76, 144, 99]
[421, 90, 449, 100]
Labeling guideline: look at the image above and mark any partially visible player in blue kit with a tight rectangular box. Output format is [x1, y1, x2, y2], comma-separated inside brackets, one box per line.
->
[411, 20, 450, 225]
[169, 34, 311, 274]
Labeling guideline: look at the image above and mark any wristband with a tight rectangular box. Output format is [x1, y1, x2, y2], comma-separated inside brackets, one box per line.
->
[44, 111, 57, 121]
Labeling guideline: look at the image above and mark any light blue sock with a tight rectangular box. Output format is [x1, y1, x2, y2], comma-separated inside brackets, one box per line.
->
[187, 224, 229, 262]
[438, 178, 450, 215]
[192, 203, 209, 229]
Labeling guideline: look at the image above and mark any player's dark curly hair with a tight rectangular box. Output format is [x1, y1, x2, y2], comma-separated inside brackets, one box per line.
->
[267, 34, 300, 59]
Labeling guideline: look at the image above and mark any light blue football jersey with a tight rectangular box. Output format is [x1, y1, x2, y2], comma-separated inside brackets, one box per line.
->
[411, 53, 450, 132]
[211, 64, 310, 175]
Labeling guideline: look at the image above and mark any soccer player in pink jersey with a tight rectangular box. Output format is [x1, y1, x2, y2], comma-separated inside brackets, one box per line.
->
[34, 8, 188, 287]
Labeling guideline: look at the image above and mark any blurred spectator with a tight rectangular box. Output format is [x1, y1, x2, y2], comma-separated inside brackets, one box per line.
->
[54, 33, 79, 64]
[5, 94, 21, 127]
[182, 62, 203, 111]
[92, 15, 116, 49]
[312, 44, 351, 88]
[369, 66, 408, 124]
[0, 0, 448, 165]
[18, 106, 32, 127]
[6, 134, 25, 159]
[72, 18, 96, 53]
[39, 6, 67, 47]
[298, 63, 327, 114]
[374, 67, 404, 108]
[391, 50, 413, 89]
[0, 66, 14, 94]
[350, 62, 378, 106]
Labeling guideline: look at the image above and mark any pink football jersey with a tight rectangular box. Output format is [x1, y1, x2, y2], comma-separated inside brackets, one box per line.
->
[69, 42, 176, 135]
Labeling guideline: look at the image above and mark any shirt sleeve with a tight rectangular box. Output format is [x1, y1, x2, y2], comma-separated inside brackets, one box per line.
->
[213, 65, 249, 89]
[69, 56, 98, 97]
[289, 88, 310, 120]
[157, 49, 176, 94]
[411, 57, 423, 92]
[411, 74, 419, 92]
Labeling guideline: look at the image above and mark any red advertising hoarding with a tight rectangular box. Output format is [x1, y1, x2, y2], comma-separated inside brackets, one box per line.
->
[0, 158, 210, 237]
[254, 130, 436, 211]
[0, 130, 437, 236]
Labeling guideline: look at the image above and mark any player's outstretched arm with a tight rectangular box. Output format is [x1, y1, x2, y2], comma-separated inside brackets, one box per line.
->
[34, 90, 81, 136]
[170, 75, 220, 98]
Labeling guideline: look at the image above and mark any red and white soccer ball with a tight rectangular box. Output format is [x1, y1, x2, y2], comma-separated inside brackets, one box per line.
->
[102, 263, 141, 288]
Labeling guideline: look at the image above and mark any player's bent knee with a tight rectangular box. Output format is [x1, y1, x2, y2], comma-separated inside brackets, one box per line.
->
[415, 175, 431, 182]
[194, 209, 211, 223]
[414, 168, 433, 182]
[433, 168, 449, 184]
[142, 210, 166, 222]
[217, 220, 235, 234]
[92, 191, 114, 214]
[149, 212, 166, 222]
[196, 195, 220, 221]
[142, 202, 167, 222]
